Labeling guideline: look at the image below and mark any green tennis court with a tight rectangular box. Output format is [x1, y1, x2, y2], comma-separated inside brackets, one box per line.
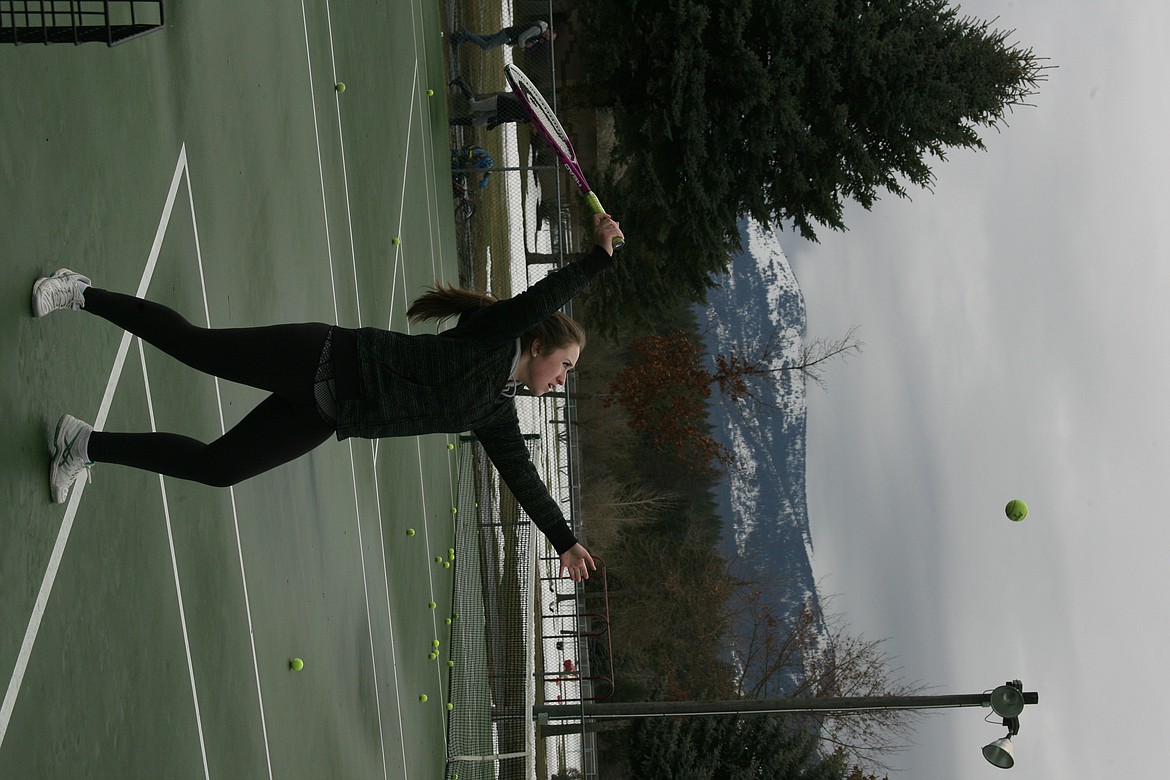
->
[2, 2, 463, 777]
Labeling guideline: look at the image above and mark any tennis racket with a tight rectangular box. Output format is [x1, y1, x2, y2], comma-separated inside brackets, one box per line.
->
[503, 63, 624, 249]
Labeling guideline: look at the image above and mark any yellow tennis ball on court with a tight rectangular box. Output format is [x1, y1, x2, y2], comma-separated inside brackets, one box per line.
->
[419, 694, 428, 702]
[447, 443, 455, 450]
[427, 88, 435, 96]
[290, 657, 304, 671]
[406, 528, 416, 536]
[432, 639, 440, 648]
[392, 237, 401, 245]
[1005, 499, 1029, 522]
[335, 82, 346, 92]
[446, 702, 454, 711]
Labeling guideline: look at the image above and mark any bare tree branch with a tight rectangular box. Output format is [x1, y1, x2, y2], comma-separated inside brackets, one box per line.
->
[729, 587, 928, 774]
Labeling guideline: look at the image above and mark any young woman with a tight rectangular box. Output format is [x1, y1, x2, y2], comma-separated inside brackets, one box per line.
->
[32, 214, 623, 581]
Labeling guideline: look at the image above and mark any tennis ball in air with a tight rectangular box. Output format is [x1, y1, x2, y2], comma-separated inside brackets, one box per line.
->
[335, 82, 346, 92]
[1005, 499, 1029, 522]
[290, 657, 304, 671]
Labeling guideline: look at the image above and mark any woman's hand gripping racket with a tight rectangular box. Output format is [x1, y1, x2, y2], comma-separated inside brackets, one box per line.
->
[504, 64, 624, 249]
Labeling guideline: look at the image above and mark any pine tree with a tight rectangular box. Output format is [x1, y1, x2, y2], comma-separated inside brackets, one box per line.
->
[626, 713, 849, 778]
[579, 0, 1047, 332]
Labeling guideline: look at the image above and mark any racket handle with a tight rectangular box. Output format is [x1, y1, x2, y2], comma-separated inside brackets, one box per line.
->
[585, 192, 625, 250]
[584, 192, 605, 214]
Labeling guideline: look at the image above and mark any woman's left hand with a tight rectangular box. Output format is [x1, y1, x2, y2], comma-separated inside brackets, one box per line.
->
[559, 543, 597, 582]
[592, 212, 623, 256]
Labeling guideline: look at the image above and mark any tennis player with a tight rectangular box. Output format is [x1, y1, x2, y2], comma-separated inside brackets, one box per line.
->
[450, 20, 554, 52]
[32, 214, 623, 581]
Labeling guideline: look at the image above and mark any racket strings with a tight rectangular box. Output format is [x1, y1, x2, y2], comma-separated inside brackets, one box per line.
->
[510, 74, 573, 157]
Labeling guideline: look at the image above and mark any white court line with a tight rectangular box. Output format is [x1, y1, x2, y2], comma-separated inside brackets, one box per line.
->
[407, 0, 444, 286]
[323, 0, 363, 329]
[407, 0, 462, 655]
[367, 242, 409, 780]
[305, 2, 462, 772]
[343, 435, 388, 780]
[406, 9, 462, 656]
[316, 3, 413, 768]
[187, 162, 276, 780]
[370, 40, 455, 763]
[371, 55, 415, 469]
[387, 57, 420, 333]
[396, 23, 460, 735]
[0, 148, 195, 751]
[138, 338, 211, 780]
[300, 0, 342, 326]
[300, 2, 392, 776]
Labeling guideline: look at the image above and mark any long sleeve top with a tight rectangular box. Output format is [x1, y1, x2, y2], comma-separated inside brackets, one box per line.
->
[329, 247, 613, 553]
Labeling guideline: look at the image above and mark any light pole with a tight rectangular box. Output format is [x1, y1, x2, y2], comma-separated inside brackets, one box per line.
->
[534, 680, 1037, 769]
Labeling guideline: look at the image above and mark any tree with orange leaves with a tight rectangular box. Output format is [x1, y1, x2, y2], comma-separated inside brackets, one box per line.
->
[604, 325, 861, 472]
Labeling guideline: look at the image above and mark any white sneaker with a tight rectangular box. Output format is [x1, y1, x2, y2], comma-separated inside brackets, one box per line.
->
[49, 414, 94, 504]
[32, 268, 91, 317]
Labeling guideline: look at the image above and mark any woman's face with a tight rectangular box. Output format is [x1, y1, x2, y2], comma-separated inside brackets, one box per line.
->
[522, 340, 580, 396]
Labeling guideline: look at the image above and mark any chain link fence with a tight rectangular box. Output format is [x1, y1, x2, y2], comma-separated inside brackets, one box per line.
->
[443, 0, 599, 297]
[445, 438, 535, 780]
[439, 3, 610, 778]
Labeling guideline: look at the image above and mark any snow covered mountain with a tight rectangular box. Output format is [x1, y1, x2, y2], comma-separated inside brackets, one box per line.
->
[700, 217, 824, 685]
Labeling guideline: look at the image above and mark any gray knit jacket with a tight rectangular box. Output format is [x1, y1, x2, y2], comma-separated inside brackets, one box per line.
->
[329, 247, 613, 554]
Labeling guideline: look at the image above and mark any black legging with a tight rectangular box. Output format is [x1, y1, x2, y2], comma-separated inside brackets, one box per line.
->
[83, 288, 336, 487]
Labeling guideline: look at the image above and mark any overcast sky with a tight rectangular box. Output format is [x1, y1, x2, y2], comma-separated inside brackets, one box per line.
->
[783, 1, 1170, 776]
